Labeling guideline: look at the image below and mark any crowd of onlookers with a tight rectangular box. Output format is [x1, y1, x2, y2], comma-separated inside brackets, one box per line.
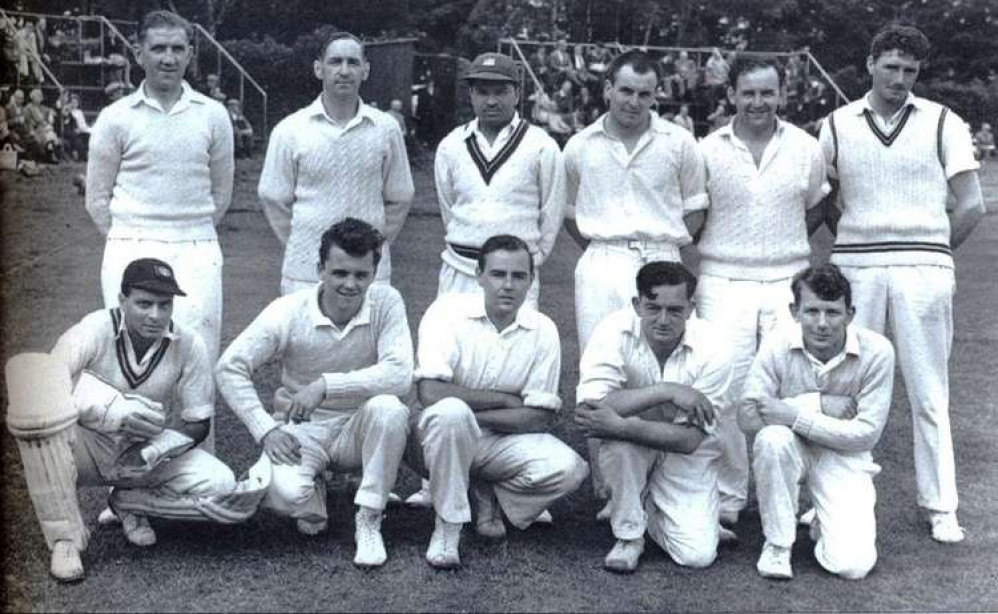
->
[1, 11, 258, 175]
[521, 39, 839, 144]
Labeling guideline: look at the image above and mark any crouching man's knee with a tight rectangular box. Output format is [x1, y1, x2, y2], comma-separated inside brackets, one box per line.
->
[816, 540, 877, 580]
[419, 397, 476, 437]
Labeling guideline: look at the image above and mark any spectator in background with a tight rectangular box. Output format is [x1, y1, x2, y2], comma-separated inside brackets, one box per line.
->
[549, 38, 579, 86]
[226, 98, 254, 158]
[1, 15, 21, 84]
[18, 18, 45, 84]
[104, 81, 127, 103]
[5, 88, 27, 145]
[704, 48, 730, 110]
[576, 85, 602, 127]
[973, 122, 994, 159]
[387, 98, 407, 135]
[673, 103, 695, 135]
[585, 44, 613, 84]
[23, 87, 61, 163]
[707, 101, 730, 133]
[553, 79, 575, 127]
[529, 45, 552, 91]
[675, 50, 698, 101]
[205, 73, 225, 101]
[62, 92, 90, 161]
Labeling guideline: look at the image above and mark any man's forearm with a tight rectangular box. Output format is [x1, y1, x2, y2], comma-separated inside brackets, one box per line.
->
[563, 217, 589, 251]
[475, 407, 555, 433]
[616, 416, 704, 454]
[948, 171, 985, 249]
[603, 384, 685, 419]
[383, 199, 411, 243]
[417, 379, 519, 410]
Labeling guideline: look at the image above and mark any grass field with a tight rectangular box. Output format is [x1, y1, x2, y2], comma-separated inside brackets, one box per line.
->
[1, 151, 997, 612]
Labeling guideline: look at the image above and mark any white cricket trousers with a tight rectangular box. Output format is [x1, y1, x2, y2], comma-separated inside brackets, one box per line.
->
[25, 424, 236, 551]
[264, 395, 409, 519]
[753, 425, 878, 579]
[599, 438, 722, 568]
[409, 398, 589, 527]
[437, 260, 540, 309]
[695, 274, 796, 516]
[839, 264, 957, 513]
[574, 240, 682, 351]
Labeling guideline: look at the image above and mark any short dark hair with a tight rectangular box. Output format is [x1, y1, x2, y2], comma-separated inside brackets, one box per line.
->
[607, 49, 661, 86]
[477, 234, 534, 275]
[636, 261, 697, 300]
[139, 10, 193, 44]
[728, 54, 784, 89]
[870, 24, 930, 62]
[317, 31, 365, 61]
[791, 264, 852, 308]
[318, 218, 384, 268]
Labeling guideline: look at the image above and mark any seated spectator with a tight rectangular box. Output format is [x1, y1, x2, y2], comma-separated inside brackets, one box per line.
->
[707, 101, 730, 133]
[1, 16, 22, 84]
[553, 79, 576, 127]
[974, 122, 995, 159]
[18, 18, 45, 84]
[4, 88, 27, 147]
[387, 98, 407, 135]
[205, 73, 225, 101]
[576, 86, 602, 127]
[548, 38, 579, 86]
[529, 45, 552, 91]
[673, 103, 695, 135]
[226, 98, 254, 159]
[585, 44, 613, 83]
[104, 81, 127, 103]
[574, 43, 601, 92]
[531, 90, 572, 146]
[703, 48, 730, 110]
[675, 50, 698, 101]
[23, 88, 61, 163]
[62, 93, 90, 161]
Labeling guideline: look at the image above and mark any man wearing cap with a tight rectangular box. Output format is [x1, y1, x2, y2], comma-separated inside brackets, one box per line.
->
[6, 258, 237, 582]
[259, 31, 414, 293]
[564, 48, 707, 500]
[433, 52, 565, 310]
[86, 10, 233, 369]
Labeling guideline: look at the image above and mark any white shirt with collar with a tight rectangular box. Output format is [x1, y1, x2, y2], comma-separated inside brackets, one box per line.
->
[86, 80, 234, 241]
[216, 283, 414, 442]
[416, 293, 562, 412]
[434, 112, 566, 273]
[697, 117, 829, 281]
[577, 307, 733, 430]
[564, 111, 708, 244]
[740, 323, 895, 455]
[258, 96, 415, 284]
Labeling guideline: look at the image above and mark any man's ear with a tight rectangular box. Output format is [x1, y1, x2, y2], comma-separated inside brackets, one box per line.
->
[789, 302, 800, 321]
[631, 296, 641, 313]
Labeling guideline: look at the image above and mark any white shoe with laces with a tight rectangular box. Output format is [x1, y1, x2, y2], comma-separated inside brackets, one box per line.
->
[121, 512, 156, 547]
[404, 484, 433, 509]
[603, 537, 644, 573]
[929, 511, 965, 543]
[426, 515, 462, 569]
[756, 541, 793, 580]
[354, 507, 388, 567]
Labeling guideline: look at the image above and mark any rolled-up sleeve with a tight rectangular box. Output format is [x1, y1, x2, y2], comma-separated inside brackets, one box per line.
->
[678, 136, 708, 213]
[177, 334, 214, 422]
[414, 300, 459, 383]
[739, 339, 783, 435]
[805, 137, 831, 208]
[576, 318, 627, 403]
[521, 320, 562, 412]
[382, 121, 415, 204]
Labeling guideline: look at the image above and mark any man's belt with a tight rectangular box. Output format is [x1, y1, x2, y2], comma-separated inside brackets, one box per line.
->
[448, 243, 481, 260]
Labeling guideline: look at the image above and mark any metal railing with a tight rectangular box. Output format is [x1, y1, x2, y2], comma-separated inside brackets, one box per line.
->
[191, 22, 268, 137]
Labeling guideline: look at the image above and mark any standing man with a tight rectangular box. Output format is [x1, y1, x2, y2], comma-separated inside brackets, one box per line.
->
[86, 10, 233, 368]
[216, 218, 412, 568]
[6, 259, 238, 582]
[819, 24, 984, 542]
[740, 265, 895, 580]
[433, 51, 565, 308]
[564, 49, 707, 499]
[409, 235, 588, 569]
[259, 32, 414, 294]
[564, 49, 707, 353]
[575, 262, 731, 573]
[697, 55, 829, 525]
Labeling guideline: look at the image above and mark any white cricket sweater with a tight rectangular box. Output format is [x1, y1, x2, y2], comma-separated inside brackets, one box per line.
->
[821, 95, 978, 268]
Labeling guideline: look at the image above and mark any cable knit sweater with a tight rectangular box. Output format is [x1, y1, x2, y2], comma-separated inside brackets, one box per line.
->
[819, 94, 978, 268]
[258, 98, 414, 283]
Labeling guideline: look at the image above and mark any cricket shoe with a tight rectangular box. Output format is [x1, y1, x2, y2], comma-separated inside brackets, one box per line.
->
[50, 540, 84, 583]
[121, 512, 156, 547]
[354, 507, 387, 567]
[472, 482, 506, 540]
[603, 537, 644, 573]
[929, 511, 965, 544]
[756, 542, 793, 580]
[426, 515, 462, 569]
[404, 483, 433, 509]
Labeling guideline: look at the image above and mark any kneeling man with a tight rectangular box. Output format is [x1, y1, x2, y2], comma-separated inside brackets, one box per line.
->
[410, 234, 588, 569]
[576, 262, 732, 573]
[216, 218, 412, 567]
[740, 264, 894, 580]
[6, 258, 237, 582]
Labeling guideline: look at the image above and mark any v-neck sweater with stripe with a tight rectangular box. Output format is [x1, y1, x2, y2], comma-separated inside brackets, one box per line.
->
[51, 308, 214, 424]
[820, 94, 978, 268]
[434, 118, 566, 271]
